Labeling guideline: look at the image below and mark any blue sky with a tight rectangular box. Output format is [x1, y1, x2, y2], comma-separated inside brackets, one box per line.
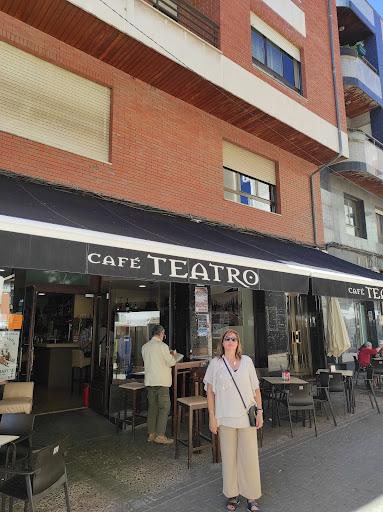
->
[367, 0, 383, 18]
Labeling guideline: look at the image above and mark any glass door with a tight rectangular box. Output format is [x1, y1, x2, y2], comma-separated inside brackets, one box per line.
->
[286, 294, 312, 377]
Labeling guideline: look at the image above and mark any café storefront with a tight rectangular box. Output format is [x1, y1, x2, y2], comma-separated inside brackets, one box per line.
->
[1, 175, 383, 415]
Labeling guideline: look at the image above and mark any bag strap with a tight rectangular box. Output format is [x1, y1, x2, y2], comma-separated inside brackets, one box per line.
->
[222, 357, 247, 411]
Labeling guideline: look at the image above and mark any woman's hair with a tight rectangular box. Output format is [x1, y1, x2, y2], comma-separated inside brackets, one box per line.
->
[216, 329, 242, 358]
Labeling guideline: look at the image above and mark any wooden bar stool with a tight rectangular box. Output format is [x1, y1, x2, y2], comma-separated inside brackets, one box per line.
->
[71, 350, 90, 395]
[116, 382, 147, 439]
[175, 395, 216, 469]
[172, 361, 208, 436]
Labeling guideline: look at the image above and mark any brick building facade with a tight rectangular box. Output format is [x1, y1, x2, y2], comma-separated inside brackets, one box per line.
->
[0, 0, 381, 414]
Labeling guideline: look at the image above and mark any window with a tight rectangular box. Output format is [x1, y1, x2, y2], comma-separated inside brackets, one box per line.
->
[344, 196, 364, 237]
[222, 141, 277, 213]
[251, 28, 301, 93]
[376, 209, 383, 244]
[224, 167, 276, 212]
[0, 42, 111, 162]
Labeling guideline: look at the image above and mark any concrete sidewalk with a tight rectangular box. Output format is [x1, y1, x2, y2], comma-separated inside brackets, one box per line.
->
[10, 387, 383, 512]
[123, 409, 383, 512]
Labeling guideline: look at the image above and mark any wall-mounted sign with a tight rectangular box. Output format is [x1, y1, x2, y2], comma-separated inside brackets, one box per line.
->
[8, 314, 23, 330]
[312, 278, 383, 299]
[195, 286, 208, 313]
[0, 331, 20, 380]
[86, 244, 308, 292]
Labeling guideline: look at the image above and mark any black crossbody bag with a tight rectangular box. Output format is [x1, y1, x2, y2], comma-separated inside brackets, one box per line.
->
[222, 357, 258, 427]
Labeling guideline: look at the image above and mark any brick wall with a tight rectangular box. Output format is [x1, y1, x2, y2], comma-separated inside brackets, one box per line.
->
[0, 12, 324, 246]
[219, 0, 347, 133]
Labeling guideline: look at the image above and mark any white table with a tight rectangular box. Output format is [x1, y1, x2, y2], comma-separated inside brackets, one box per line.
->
[0, 435, 19, 447]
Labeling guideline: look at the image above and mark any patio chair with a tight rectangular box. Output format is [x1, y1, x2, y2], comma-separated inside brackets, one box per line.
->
[0, 413, 35, 469]
[353, 356, 368, 385]
[328, 373, 348, 415]
[313, 373, 337, 426]
[0, 382, 34, 414]
[255, 368, 272, 410]
[0, 437, 71, 512]
[285, 383, 317, 438]
[360, 367, 381, 414]
[371, 358, 383, 389]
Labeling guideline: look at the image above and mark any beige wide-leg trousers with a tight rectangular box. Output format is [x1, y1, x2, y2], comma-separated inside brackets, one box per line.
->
[219, 425, 261, 500]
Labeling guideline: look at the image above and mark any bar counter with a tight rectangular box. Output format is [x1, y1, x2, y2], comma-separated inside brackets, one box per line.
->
[34, 344, 80, 388]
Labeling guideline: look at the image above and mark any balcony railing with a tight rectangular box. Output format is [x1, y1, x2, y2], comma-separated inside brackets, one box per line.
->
[340, 47, 382, 100]
[348, 129, 383, 180]
[146, 0, 219, 48]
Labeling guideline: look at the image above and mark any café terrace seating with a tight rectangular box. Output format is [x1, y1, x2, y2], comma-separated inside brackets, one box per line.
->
[280, 383, 318, 438]
[0, 413, 35, 469]
[0, 382, 34, 415]
[0, 436, 71, 512]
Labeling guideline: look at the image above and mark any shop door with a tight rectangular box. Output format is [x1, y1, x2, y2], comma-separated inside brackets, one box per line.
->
[286, 294, 313, 377]
[89, 294, 110, 414]
[19, 286, 37, 382]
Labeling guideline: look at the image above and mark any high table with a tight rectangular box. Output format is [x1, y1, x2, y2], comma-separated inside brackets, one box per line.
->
[262, 376, 308, 427]
[316, 369, 355, 414]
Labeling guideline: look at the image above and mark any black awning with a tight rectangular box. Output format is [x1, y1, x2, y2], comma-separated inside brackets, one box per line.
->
[1, 174, 383, 297]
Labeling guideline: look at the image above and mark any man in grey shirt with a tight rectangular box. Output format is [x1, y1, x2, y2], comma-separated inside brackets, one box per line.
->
[142, 325, 176, 444]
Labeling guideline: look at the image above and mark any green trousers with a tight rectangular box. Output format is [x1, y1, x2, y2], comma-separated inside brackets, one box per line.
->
[146, 386, 171, 436]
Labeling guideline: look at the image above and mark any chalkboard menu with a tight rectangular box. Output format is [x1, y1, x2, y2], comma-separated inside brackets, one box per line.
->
[265, 292, 288, 356]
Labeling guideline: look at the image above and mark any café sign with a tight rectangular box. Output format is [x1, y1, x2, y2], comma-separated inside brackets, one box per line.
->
[347, 285, 383, 300]
[312, 277, 383, 299]
[87, 247, 260, 289]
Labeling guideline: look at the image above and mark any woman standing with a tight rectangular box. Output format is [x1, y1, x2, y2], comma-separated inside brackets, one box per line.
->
[204, 330, 263, 512]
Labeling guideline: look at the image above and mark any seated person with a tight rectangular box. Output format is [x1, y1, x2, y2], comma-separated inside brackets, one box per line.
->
[357, 342, 377, 367]
[78, 320, 93, 357]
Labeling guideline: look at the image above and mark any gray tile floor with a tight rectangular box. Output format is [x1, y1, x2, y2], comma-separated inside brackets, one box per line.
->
[9, 384, 383, 511]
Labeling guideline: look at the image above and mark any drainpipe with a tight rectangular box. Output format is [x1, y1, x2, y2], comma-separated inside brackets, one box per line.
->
[310, 0, 343, 246]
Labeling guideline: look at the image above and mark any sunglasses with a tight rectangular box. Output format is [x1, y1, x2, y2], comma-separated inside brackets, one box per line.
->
[224, 336, 238, 342]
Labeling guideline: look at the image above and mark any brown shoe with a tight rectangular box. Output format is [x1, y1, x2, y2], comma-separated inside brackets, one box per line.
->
[148, 434, 157, 442]
[154, 436, 174, 444]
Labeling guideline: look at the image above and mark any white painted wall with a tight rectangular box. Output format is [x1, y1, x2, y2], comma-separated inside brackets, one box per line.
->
[261, 0, 306, 37]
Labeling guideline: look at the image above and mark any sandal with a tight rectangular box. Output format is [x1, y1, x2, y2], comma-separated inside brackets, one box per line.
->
[247, 500, 261, 511]
[226, 497, 240, 511]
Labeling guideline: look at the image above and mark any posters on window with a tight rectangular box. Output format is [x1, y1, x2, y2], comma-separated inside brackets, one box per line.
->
[0, 331, 20, 380]
[197, 314, 210, 337]
[195, 286, 208, 313]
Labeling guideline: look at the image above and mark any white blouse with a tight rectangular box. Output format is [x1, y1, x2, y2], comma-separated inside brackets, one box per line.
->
[203, 355, 260, 428]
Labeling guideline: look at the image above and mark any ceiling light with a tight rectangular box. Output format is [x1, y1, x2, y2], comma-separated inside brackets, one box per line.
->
[339, 26, 345, 32]
[38, 292, 45, 296]
[139, 284, 146, 288]
[0, 269, 4, 272]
